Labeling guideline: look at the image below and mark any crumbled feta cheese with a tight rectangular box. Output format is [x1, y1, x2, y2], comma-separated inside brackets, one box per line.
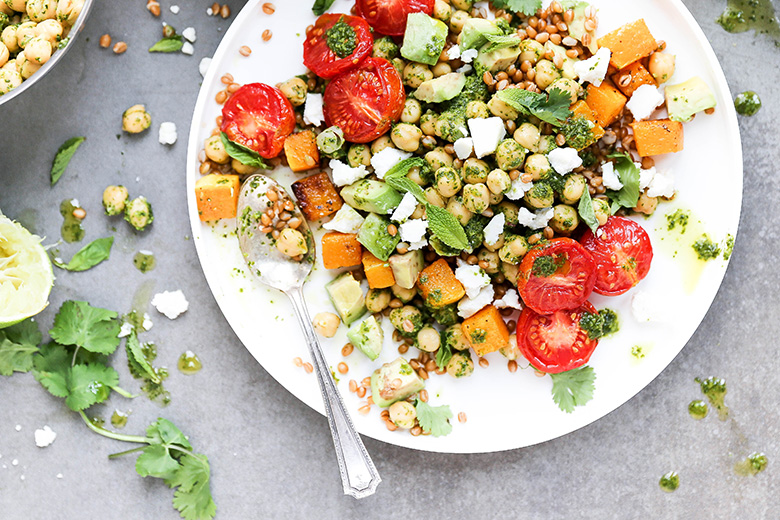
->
[370, 147, 412, 179]
[494, 288, 523, 310]
[303, 93, 324, 127]
[460, 48, 479, 63]
[601, 162, 623, 191]
[458, 126, 469, 137]
[12, 459, 19, 465]
[646, 169, 675, 198]
[170, 5, 179, 13]
[632, 291, 669, 322]
[516, 207, 554, 229]
[483, 213, 505, 246]
[57, 473, 63, 479]
[548, 147, 583, 174]
[408, 237, 428, 250]
[323, 205, 365, 234]
[20, 475, 24, 481]
[15, 425, 21, 432]
[118, 321, 133, 338]
[505, 176, 534, 200]
[626, 84, 665, 121]
[329, 159, 369, 186]
[390, 192, 418, 222]
[34, 426, 57, 448]
[158, 122, 177, 145]
[151, 290, 189, 320]
[142, 313, 153, 331]
[181, 42, 194, 55]
[468, 117, 506, 158]
[206, 7, 212, 15]
[399, 219, 427, 244]
[182, 27, 196, 42]
[456, 64, 473, 74]
[446, 44, 461, 60]
[455, 264, 491, 299]
[574, 47, 611, 87]
[457, 285, 495, 318]
[198, 57, 212, 78]
[639, 166, 655, 190]
[453, 137, 474, 160]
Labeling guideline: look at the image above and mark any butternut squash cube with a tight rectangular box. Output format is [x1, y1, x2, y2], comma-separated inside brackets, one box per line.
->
[321, 232, 363, 269]
[630, 119, 684, 157]
[461, 305, 510, 357]
[362, 250, 395, 289]
[416, 258, 465, 308]
[612, 61, 657, 97]
[597, 19, 658, 70]
[284, 130, 320, 172]
[586, 81, 627, 127]
[291, 172, 343, 221]
[195, 174, 240, 221]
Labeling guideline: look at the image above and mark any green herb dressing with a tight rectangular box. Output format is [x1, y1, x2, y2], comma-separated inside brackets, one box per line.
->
[659, 471, 680, 492]
[696, 376, 729, 420]
[717, 0, 780, 44]
[133, 251, 156, 273]
[110, 409, 129, 429]
[734, 91, 762, 116]
[59, 199, 85, 243]
[177, 351, 202, 375]
[688, 399, 708, 419]
[734, 452, 768, 476]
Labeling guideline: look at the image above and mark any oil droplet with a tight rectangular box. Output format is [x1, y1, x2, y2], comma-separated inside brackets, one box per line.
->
[111, 409, 130, 429]
[696, 376, 729, 420]
[688, 399, 708, 420]
[90, 416, 105, 428]
[177, 351, 202, 375]
[60, 199, 85, 243]
[133, 250, 156, 273]
[717, 0, 780, 44]
[659, 471, 679, 492]
[735, 452, 768, 476]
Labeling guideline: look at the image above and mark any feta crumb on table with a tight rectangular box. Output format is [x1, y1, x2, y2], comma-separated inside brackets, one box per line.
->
[170, 5, 179, 14]
[158, 122, 177, 145]
[34, 426, 57, 448]
[118, 321, 134, 338]
[151, 290, 189, 320]
[323, 205, 365, 234]
[199, 57, 212, 77]
[467, 117, 506, 158]
[303, 93, 324, 127]
[182, 27, 196, 42]
[370, 147, 412, 179]
[181, 42, 194, 55]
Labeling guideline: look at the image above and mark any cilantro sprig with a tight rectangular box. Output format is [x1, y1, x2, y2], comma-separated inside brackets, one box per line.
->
[0, 319, 42, 375]
[415, 399, 453, 437]
[495, 87, 572, 126]
[550, 366, 596, 413]
[491, 0, 542, 16]
[606, 153, 641, 212]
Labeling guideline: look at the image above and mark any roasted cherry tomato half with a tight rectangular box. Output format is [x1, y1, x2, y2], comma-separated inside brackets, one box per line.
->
[517, 238, 597, 314]
[220, 83, 296, 159]
[323, 57, 405, 143]
[580, 216, 653, 296]
[516, 301, 600, 374]
[303, 14, 373, 79]
[355, 0, 434, 36]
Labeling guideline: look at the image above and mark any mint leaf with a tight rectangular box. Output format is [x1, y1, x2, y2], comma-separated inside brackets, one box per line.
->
[383, 157, 425, 181]
[50, 300, 121, 354]
[483, 32, 522, 52]
[150, 35, 184, 53]
[550, 366, 596, 413]
[65, 363, 118, 411]
[426, 204, 469, 251]
[312, 0, 336, 15]
[607, 153, 641, 211]
[577, 188, 599, 233]
[51, 136, 85, 185]
[385, 177, 427, 204]
[136, 444, 181, 479]
[53, 237, 114, 272]
[220, 132, 270, 169]
[495, 87, 572, 126]
[415, 400, 453, 437]
[0, 319, 41, 375]
[166, 454, 216, 520]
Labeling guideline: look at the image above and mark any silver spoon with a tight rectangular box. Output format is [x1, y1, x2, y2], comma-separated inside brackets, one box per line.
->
[236, 174, 381, 499]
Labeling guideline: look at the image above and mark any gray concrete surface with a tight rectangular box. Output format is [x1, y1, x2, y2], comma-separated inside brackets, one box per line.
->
[0, 1, 777, 518]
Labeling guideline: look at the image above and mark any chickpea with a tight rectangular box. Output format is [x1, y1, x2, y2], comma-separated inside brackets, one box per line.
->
[312, 312, 340, 338]
[424, 186, 446, 208]
[18, 55, 40, 79]
[519, 39, 544, 65]
[432, 0, 451, 22]
[124, 196, 154, 231]
[548, 77, 581, 104]
[560, 174, 587, 204]
[450, 0, 473, 10]
[534, 59, 561, 90]
[446, 352, 474, 378]
[277, 77, 307, 106]
[407, 165, 426, 186]
[462, 157, 489, 184]
[372, 35, 398, 60]
[495, 201, 520, 227]
[1, 59, 17, 72]
[523, 153, 551, 180]
[1, 25, 19, 54]
[26, 0, 56, 22]
[486, 168, 511, 195]
[16, 21, 37, 48]
[347, 144, 372, 168]
[102, 185, 129, 216]
[634, 192, 658, 215]
[0, 42, 8, 67]
[34, 19, 62, 45]
[370, 135, 394, 155]
[499, 234, 529, 264]
[391, 284, 417, 303]
[501, 261, 520, 285]
[391, 57, 405, 75]
[462, 183, 490, 214]
[6, 0, 25, 11]
[0, 68, 21, 94]
[434, 166, 462, 197]
[23, 35, 51, 64]
[443, 325, 469, 351]
[366, 288, 391, 313]
[488, 190, 504, 206]
[477, 248, 500, 274]
[401, 98, 422, 124]
[495, 139, 527, 171]
[391, 123, 422, 152]
[389, 305, 423, 336]
[448, 9, 470, 33]
[402, 62, 432, 88]
[56, 0, 84, 24]
[420, 111, 438, 136]
[648, 52, 676, 84]
[276, 227, 308, 257]
[499, 335, 521, 360]
[204, 134, 229, 163]
[487, 96, 519, 120]
[592, 197, 611, 226]
[432, 61, 452, 77]
[466, 100, 490, 119]
[524, 182, 554, 209]
[513, 123, 541, 152]
[122, 104, 151, 134]
[425, 146, 453, 171]
[389, 401, 417, 429]
[410, 203, 425, 219]
[416, 326, 441, 353]
[536, 135, 558, 154]
[550, 204, 579, 234]
[446, 196, 473, 226]
[231, 158, 257, 175]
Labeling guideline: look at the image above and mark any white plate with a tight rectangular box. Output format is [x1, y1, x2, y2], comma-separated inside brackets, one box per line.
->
[186, 0, 742, 453]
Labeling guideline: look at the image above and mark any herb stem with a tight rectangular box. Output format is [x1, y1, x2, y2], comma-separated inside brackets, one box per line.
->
[78, 411, 151, 445]
[168, 445, 208, 466]
[111, 385, 138, 399]
[71, 345, 80, 368]
[108, 446, 147, 459]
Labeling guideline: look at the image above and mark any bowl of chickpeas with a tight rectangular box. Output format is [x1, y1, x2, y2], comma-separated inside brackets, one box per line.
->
[0, 0, 94, 105]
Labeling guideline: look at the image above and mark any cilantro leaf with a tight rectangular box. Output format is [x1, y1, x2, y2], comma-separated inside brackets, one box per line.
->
[607, 153, 641, 211]
[32, 343, 71, 398]
[435, 340, 454, 369]
[53, 237, 114, 272]
[0, 319, 42, 375]
[50, 301, 121, 354]
[166, 454, 216, 520]
[577, 188, 599, 233]
[426, 204, 469, 251]
[495, 87, 572, 126]
[147, 417, 193, 450]
[149, 35, 184, 53]
[220, 132, 270, 169]
[136, 444, 181, 479]
[491, 0, 542, 15]
[312, 0, 336, 16]
[126, 332, 160, 383]
[415, 400, 453, 437]
[66, 363, 119, 411]
[550, 366, 596, 413]
[51, 136, 85, 185]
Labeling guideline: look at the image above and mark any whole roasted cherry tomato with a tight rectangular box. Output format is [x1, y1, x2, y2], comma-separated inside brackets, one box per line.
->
[355, 0, 434, 36]
[221, 83, 295, 159]
[516, 302, 600, 374]
[580, 216, 653, 296]
[323, 57, 405, 143]
[517, 238, 597, 314]
[303, 14, 373, 79]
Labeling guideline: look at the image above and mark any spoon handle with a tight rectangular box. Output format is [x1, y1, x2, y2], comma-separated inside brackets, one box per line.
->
[287, 287, 381, 499]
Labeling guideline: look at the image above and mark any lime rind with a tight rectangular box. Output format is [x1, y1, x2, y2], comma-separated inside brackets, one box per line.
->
[0, 213, 54, 329]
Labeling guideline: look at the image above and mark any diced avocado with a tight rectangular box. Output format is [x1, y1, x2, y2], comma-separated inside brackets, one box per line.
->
[357, 213, 401, 261]
[414, 73, 467, 103]
[400, 12, 448, 66]
[476, 42, 522, 74]
[665, 76, 717, 122]
[562, 0, 597, 53]
[459, 18, 502, 50]
[370, 357, 425, 408]
[346, 315, 384, 361]
[325, 272, 366, 326]
[543, 41, 578, 80]
[340, 179, 402, 215]
[388, 250, 424, 289]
